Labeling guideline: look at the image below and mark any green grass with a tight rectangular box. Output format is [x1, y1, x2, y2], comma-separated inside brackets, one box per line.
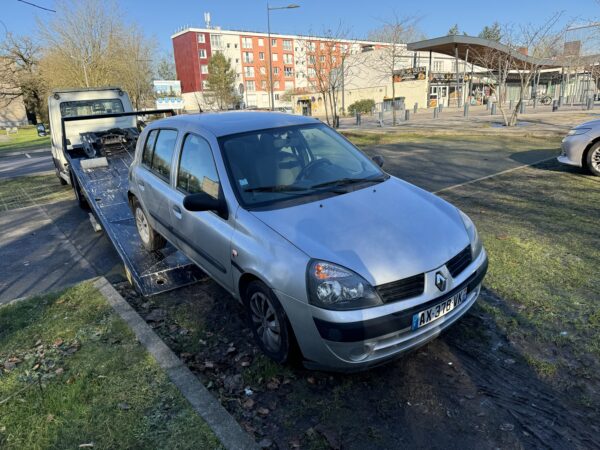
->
[0, 282, 222, 449]
[441, 161, 600, 384]
[0, 175, 72, 212]
[0, 126, 50, 154]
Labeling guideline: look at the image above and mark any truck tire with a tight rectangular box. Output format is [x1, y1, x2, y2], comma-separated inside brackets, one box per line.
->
[132, 198, 166, 251]
[53, 159, 68, 185]
[70, 172, 89, 210]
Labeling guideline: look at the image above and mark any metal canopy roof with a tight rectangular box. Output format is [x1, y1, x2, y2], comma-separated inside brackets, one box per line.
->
[407, 35, 562, 70]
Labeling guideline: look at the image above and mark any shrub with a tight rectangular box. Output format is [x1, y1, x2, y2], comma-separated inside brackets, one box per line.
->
[348, 99, 375, 115]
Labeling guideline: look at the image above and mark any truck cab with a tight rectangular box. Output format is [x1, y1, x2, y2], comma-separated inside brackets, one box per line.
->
[48, 87, 135, 185]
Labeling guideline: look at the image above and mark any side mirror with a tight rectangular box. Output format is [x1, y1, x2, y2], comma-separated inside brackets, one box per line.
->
[183, 191, 228, 219]
[36, 124, 47, 137]
[372, 155, 384, 168]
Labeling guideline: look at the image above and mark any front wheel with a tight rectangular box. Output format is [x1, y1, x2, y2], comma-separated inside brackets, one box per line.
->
[245, 280, 296, 364]
[586, 142, 600, 176]
[132, 198, 166, 251]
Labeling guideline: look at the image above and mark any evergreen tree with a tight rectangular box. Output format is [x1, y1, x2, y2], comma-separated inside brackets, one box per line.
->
[205, 52, 238, 110]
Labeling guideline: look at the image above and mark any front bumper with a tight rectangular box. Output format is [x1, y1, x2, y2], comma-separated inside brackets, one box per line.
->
[285, 249, 488, 371]
[558, 134, 591, 168]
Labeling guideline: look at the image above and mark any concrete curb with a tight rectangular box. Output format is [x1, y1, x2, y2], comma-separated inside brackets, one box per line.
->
[93, 277, 258, 450]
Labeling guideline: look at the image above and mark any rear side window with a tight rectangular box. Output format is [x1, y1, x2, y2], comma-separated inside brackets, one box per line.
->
[177, 134, 220, 198]
[142, 130, 158, 167]
[143, 129, 178, 180]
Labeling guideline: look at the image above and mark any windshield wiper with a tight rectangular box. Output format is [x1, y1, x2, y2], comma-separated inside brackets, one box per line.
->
[310, 176, 386, 190]
[244, 184, 311, 193]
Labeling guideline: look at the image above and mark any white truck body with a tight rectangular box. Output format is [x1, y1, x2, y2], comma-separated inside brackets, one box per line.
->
[48, 87, 134, 183]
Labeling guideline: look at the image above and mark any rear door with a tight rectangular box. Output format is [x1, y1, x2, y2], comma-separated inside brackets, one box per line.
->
[134, 128, 179, 241]
[168, 132, 234, 288]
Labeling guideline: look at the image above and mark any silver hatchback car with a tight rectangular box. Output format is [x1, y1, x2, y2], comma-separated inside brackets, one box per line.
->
[128, 112, 488, 371]
[558, 119, 600, 176]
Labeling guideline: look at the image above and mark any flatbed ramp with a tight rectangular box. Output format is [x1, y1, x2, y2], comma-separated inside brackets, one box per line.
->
[69, 151, 205, 296]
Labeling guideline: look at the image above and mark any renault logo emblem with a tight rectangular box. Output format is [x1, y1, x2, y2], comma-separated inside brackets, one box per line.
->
[435, 272, 447, 292]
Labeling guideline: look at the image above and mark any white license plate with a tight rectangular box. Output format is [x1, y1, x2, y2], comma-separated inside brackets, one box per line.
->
[411, 288, 468, 330]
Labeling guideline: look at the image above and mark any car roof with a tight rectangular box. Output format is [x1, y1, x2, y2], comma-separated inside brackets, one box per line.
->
[150, 111, 320, 137]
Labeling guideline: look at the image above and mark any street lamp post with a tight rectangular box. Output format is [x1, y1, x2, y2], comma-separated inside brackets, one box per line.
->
[267, 3, 300, 111]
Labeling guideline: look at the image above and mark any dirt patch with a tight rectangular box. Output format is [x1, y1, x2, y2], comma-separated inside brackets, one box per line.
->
[116, 280, 599, 449]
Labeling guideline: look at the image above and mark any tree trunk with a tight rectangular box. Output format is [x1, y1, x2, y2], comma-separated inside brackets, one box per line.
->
[391, 80, 397, 126]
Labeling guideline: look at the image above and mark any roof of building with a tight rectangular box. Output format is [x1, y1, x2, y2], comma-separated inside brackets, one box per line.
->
[153, 111, 320, 137]
[407, 35, 562, 70]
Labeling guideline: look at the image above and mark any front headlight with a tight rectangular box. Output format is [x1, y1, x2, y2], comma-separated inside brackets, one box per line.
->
[567, 128, 591, 136]
[306, 261, 383, 310]
[458, 210, 483, 259]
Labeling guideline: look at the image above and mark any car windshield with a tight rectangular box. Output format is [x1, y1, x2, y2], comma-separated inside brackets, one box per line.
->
[219, 123, 385, 208]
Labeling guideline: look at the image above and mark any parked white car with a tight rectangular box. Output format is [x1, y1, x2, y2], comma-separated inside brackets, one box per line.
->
[558, 120, 600, 176]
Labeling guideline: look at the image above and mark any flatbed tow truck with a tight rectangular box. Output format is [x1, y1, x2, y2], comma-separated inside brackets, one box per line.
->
[49, 87, 204, 296]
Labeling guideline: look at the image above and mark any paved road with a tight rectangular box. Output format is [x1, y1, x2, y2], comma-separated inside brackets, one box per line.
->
[0, 199, 123, 303]
[0, 149, 54, 180]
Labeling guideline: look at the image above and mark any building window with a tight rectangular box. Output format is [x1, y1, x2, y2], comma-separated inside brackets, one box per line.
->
[243, 52, 254, 63]
[260, 67, 266, 75]
[320, 42, 325, 50]
[234, 43, 238, 48]
[261, 80, 267, 89]
[283, 54, 292, 64]
[198, 34, 205, 43]
[273, 81, 280, 89]
[242, 37, 252, 48]
[200, 64, 208, 74]
[259, 52, 265, 61]
[227, 43, 230, 48]
[272, 53, 278, 62]
[198, 49, 207, 59]
[202, 80, 208, 90]
[342, 44, 348, 52]
[274, 93, 280, 100]
[308, 55, 315, 64]
[244, 66, 255, 77]
[320, 55, 325, 63]
[210, 34, 222, 49]
[258, 38, 264, 46]
[283, 40, 292, 51]
[285, 81, 294, 90]
[271, 38, 277, 46]
[284, 67, 293, 77]
[273, 67, 279, 75]
[235, 58, 239, 63]
[309, 42, 316, 51]
[332, 56, 337, 63]
[246, 80, 255, 92]
[308, 67, 316, 78]
[433, 60, 444, 72]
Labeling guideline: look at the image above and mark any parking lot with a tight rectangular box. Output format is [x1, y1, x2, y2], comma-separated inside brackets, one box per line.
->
[105, 129, 600, 449]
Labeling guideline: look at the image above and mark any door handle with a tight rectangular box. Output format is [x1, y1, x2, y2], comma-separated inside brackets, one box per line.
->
[138, 180, 145, 191]
[172, 205, 182, 219]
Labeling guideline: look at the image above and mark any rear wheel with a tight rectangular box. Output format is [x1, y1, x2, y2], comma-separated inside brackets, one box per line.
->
[586, 142, 600, 176]
[245, 280, 297, 364]
[132, 198, 166, 251]
[70, 172, 89, 209]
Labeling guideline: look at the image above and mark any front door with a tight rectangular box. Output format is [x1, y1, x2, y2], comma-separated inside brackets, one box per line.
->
[169, 132, 234, 289]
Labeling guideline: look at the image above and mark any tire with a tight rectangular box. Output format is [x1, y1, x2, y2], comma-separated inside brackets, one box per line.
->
[53, 159, 68, 185]
[70, 172, 89, 210]
[585, 142, 600, 177]
[244, 280, 297, 364]
[132, 198, 166, 251]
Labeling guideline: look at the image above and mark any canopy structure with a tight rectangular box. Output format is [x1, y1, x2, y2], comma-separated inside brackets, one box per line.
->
[407, 35, 562, 70]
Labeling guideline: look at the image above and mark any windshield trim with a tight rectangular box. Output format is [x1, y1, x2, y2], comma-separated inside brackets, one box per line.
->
[217, 123, 386, 211]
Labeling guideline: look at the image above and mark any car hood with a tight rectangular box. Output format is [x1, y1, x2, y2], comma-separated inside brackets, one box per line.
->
[576, 119, 600, 130]
[251, 177, 470, 286]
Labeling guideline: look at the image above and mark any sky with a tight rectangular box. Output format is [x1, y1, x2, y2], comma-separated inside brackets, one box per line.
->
[1, 0, 597, 56]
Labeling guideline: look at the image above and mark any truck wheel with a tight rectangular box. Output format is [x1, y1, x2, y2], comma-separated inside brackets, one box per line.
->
[70, 173, 89, 210]
[53, 159, 68, 185]
[132, 199, 166, 251]
[586, 142, 600, 176]
[244, 280, 298, 364]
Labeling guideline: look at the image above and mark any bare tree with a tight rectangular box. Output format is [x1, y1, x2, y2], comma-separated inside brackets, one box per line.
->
[300, 24, 359, 127]
[368, 14, 423, 125]
[0, 33, 44, 122]
[38, 0, 156, 107]
[470, 14, 566, 126]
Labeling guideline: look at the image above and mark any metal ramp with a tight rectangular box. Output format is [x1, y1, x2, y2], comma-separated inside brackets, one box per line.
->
[68, 150, 205, 296]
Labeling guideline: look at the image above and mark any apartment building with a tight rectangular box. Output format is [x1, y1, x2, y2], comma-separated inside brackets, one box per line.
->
[172, 26, 388, 110]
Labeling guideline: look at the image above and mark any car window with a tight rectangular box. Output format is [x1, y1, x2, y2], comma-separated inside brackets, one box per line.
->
[142, 129, 158, 167]
[219, 123, 383, 208]
[151, 129, 178, 180]
[177, 134, 220, 199]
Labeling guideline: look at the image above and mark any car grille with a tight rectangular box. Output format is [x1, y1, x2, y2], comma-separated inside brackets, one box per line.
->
[446, 246, 472, 278]
[377, 273, 425, 303]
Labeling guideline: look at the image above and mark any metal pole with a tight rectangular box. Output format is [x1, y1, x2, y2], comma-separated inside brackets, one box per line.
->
[267, 5, 274, 111]
[428, 50, 432, 108]
[463, 48, 469, 107]
[341, 57, 345, 115]
[455, 44, 461, 108]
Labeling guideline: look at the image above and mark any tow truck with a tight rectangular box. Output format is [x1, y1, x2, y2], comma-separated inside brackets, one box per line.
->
[49, 87, 204, 296]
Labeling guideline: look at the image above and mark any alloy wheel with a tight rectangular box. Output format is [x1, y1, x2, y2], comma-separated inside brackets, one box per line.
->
[249, 291, 281, 353]
[591, 147, 600, 172]
[135, 207, 150, 244]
